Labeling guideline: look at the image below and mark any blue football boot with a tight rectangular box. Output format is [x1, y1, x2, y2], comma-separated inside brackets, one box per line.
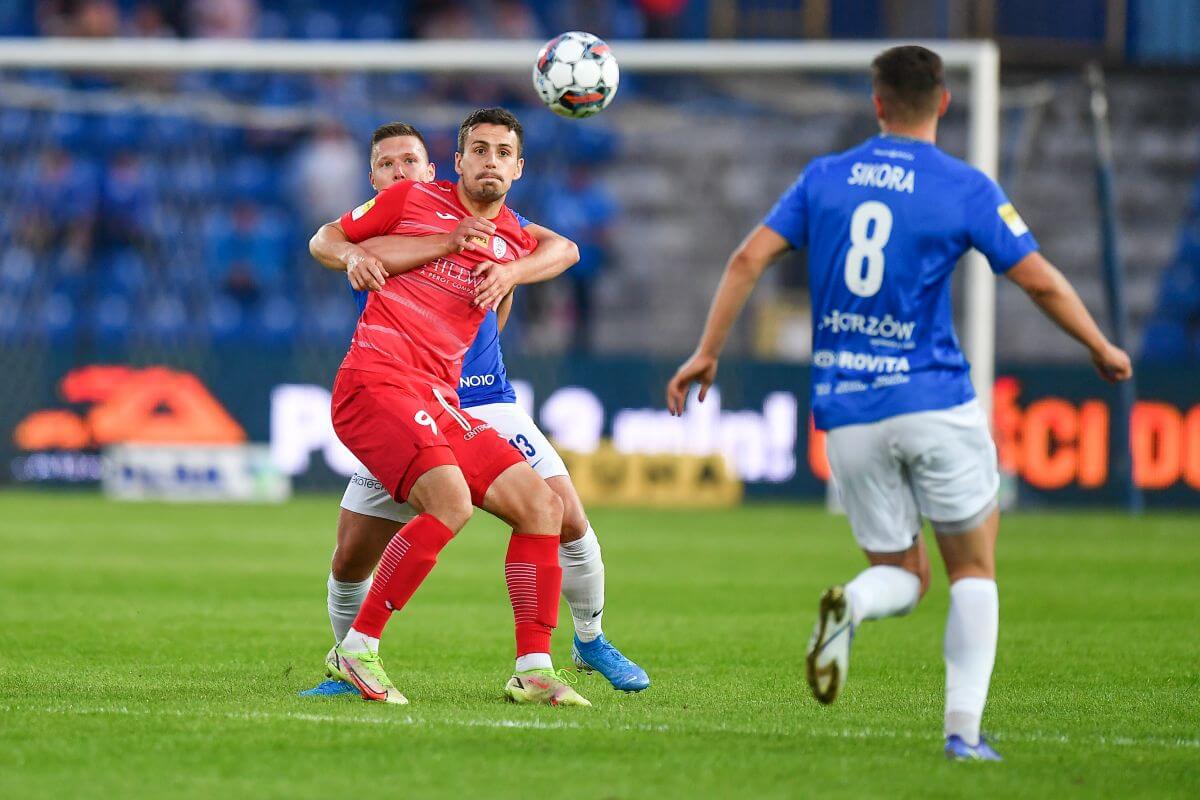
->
[298, 679, 360, 697]
[572, 634, 650, 692]
[945, 734, 1003, 762]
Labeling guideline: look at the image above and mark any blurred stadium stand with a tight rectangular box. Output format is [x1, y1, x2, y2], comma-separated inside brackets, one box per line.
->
[0, 0, 1198, 363]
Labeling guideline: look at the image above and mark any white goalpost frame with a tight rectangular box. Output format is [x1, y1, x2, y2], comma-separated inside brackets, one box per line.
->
[0, 37, 1000, 415]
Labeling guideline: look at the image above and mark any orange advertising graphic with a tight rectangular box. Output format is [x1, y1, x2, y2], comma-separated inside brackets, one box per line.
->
[14, 366, 246, 451]
[990, 377, 1197, 491]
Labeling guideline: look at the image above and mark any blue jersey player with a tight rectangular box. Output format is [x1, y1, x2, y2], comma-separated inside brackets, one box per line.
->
[668, 46, 1131, 760]
[306, 122, 648, 695]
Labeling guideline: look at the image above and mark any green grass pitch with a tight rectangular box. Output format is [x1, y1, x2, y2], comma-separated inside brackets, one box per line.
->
[1, 491, 1197, 799]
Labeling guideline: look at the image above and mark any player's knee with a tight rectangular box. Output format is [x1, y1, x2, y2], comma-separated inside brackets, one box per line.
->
[330, 546, 372, 582]
[946, 561, 995, 584]
[558, 495, 588, 541]
[426, 487, 473, 534]
[518, 483, 562, 534]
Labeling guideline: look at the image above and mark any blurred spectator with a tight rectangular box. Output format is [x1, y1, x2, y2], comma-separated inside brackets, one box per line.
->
[637, 0, 687, 38]
[494, 0, 541, 38]
[127, 1, 181, 37]
[37, 0, 120, 38]
[293, 123, 365, 233]
[206, 201, 288, 308]
[100, 152, 154, 248]
[188, 0, 258, 39]
[538, 164, 619, 352]
[24, 149, 98, 268]
[1142, 176, 1200, 363]
[414, 0, 479, 38]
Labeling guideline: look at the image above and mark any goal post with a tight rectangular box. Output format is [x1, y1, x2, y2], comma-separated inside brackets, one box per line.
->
[0, 36, 1001, 413]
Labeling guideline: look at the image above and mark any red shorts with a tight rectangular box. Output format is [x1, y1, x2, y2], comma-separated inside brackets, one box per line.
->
[331, 368, 525, 505]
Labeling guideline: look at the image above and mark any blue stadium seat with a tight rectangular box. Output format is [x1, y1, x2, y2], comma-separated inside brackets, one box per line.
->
[39, 292, 77, 342]
[205, 295, 246, 342]
[87, 292, 132, 343]
[0, 109, 33, 147]
[100, 249, 148, 295]
[147, 114, 199, 152]
[99, 113, 148, 154]
[352, 10, 399, 40]
[228, 155, 275, 202]
[253, 295, 300, 344]
[296, 9, 341, 39]
[142, 292, 189, 338]
[0, 245, 36, 291]
[258, 9, 290, 38]
[47, 112, 87, 150]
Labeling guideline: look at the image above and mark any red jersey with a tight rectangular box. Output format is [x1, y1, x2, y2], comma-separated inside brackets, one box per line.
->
[337, 179, 537, 394]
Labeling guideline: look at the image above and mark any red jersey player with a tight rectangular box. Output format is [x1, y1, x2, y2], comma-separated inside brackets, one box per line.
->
[327, 108, 589, 707]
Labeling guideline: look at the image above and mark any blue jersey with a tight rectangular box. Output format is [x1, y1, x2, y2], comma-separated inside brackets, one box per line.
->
[764, 134, 1038, 430]
[350, 210, 529, 407]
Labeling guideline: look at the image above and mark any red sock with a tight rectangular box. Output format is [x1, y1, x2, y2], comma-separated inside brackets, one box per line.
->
[505, 533, 562, 658]
[351, 514, 455, 639]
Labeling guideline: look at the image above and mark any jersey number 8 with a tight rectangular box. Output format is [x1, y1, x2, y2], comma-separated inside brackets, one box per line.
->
[844, 200, 893, 298]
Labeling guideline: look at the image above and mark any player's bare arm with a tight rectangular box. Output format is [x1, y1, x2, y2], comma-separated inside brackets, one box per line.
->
[667, 225, 791, 415]
[1004, 251, 1133, 383]
[309, 216, 496, 292]
[309, 220, 391, 292]
[474, 223, 580, 310]
[496, 290, 515, 330]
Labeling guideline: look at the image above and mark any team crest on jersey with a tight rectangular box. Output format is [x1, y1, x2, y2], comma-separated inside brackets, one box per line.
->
[998, 203, 1029, 237]
[351, 197, 376, 220]
[492, 235, 508, 259]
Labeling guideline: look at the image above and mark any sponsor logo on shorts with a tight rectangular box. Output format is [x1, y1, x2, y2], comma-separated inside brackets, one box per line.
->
[349, 473, 386, 491]
[462, 423, 494, 441]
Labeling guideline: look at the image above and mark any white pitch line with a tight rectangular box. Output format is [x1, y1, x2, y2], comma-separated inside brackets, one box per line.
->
[5, 705, 1199, 751]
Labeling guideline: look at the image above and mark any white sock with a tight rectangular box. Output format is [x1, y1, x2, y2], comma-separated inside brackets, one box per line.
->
[944, 577, 999, 746]
[843, 565, 921, 627]
[559, 526, 605, 643]
[327, 573, 371, 643]
[339, 627, 379, 654]
[515, 652, 553, 672]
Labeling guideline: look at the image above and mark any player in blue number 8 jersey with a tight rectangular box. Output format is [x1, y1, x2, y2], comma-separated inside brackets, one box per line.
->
[305, 122, 648, 696]
[668, 46, 1131, 760]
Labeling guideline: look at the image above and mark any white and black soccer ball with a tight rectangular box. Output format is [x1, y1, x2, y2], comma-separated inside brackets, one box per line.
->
[532, 31, 619, 119]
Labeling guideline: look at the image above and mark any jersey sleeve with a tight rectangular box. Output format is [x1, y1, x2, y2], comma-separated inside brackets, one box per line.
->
[512, 210, 531, 228]
[965, 174, 1039, 274]
[338, 180, 416, 244]
[762, 168, 810, 250]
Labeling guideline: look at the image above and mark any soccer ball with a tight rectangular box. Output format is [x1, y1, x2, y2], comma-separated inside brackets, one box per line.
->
[532, 31, 619, 119]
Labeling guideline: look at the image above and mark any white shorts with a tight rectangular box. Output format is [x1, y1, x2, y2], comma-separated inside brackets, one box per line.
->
[824, 400, 999, 554]
[339, 401, 568, 522]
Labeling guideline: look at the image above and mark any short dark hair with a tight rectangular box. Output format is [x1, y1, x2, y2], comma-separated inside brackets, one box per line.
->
[370, 122, 427, 157]
[456, 107, 523, 156]
[871, 45, 944, 123]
